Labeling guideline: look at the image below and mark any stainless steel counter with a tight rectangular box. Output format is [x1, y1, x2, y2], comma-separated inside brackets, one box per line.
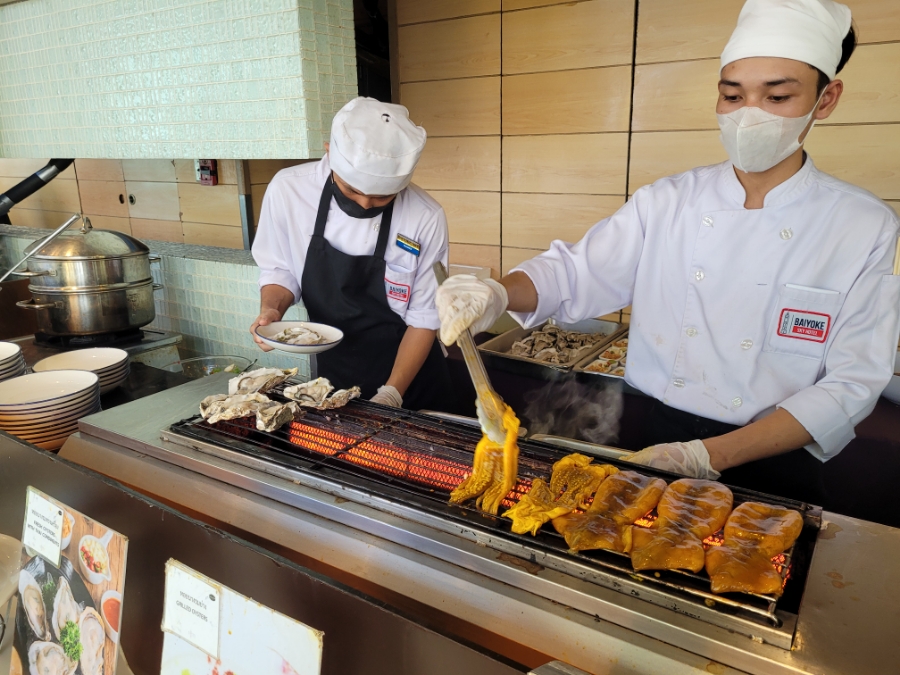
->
[62, 378, 900, 675]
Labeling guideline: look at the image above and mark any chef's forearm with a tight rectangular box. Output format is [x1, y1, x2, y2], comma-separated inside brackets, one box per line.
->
[259, 284, 296, 318]
[501, 272, 539, 313]
[385, 326, 436, 396]
[704, 408, 814, 472]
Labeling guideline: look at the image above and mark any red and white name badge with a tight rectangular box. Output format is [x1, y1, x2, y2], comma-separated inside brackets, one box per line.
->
[776, 308, 832, 343]
[385, 279, 410, 303]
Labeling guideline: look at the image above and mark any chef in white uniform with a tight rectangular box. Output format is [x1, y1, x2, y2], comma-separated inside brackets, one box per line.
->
[436, 0, 900, 503]
[252, 97, 455, 412]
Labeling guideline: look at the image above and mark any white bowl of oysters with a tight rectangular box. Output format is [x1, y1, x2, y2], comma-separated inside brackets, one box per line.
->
[255, 321, 344, 354]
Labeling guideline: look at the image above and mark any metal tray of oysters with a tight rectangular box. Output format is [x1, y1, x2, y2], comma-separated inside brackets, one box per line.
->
[477, 318, 625, 381]
[573, 330, 630, 379]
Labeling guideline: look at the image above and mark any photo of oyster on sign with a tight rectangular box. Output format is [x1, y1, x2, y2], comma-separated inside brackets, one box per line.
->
[11, 489, 127, 675]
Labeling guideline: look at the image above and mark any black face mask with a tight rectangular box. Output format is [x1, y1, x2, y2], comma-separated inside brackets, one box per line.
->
[331, 179, 394, 219]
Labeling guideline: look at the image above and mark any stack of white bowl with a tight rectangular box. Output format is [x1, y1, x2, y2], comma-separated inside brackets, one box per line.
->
[33, 347, 130, 395]
[0, 343, 25, 382]
[0, 371, 101, 451]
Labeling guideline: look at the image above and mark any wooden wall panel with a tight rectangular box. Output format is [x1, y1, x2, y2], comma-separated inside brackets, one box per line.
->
[0, 176, 81, 213]
[503, 66, 632, 134]
[182, 222, 244, 249]
[74, 160, 122, 182]
[251, 183, 267, 229]
[502, 0, 575, 11]
[8, 209, 70, 230]
[889, 202, 900, 219]
[78, 180, 129, 218]
[632, 59, 720, 132]
[121, 159, 176, 182]
[636, 0, 741, 64]
[396, 0, 499, 26]
[399, 15, 501, 82]
[130, 218, 184, 243]
[502, 133, 628, 194]
[173, 159, 238, 184]
[83, 215, 131, 234]
[501, 247, 540, 275]
[125, 181, 180, 221]
[502, 0, 634, 75]
[414, 136, 501, 191]
[178, 183, 241, 227]
[401, 78, 500, 136]
[502, 193, 624, 249]
[628, 130, 726, 192]
[805, 124, 900, 199]
[0, 159, 75, 179]
[429, 190, 501, 245]
[853, 0, 900, 44]
[248, 160, 310, 185]
[824, 44, 900, 125]
[449, 243, 501, 278]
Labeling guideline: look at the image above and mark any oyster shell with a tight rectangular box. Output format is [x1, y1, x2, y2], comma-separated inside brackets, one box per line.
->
[317, 387, 361, 410]
[51, 576, 79, 641]
[273, 326, 326, 345]
[28, 641, 73, 675]
[256, 401, 302, 432]
[283, 377, 334, 406]
[78, 607, 105, 675]
[200, 392, 272, 424]
[228, 367, 298, 396]
[19, 569, 49, 640]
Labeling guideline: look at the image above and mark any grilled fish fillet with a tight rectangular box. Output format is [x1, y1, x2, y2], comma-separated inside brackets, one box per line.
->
[553, 471, 667, 553]
[706, 501, 804, 596]
[631, 479, 733, 572]
[502, 455, 617, 535]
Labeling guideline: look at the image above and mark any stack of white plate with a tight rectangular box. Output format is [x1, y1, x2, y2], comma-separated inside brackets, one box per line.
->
[0, 343, 25, 382]
[33, 347, 130, 395]
[0, 371, 100, 451]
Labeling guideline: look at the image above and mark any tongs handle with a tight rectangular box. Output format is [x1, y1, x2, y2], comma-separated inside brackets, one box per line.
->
[433, 262, 506, 444]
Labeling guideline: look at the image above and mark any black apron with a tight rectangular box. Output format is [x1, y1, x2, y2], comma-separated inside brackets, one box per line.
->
[630, 398, 826, 506]
[300, 180, 455, 412]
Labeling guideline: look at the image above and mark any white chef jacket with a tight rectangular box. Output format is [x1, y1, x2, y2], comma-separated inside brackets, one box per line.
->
[253, 156, 449, 331]
[511, 157, 900, 461]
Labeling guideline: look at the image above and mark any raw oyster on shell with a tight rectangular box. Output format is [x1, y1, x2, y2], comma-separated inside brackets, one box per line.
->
[51, 576, 79, 641]
[78, 607, 105, 675]
[273, 326, 326, 345]
[317, 387, 361, 410]
[28, 641, 74, 675]
[200, 393, 301, 432]
[19, 569, 49, 640]
[256, 401, 302, 432]
[283, 378, 361, 410]
[228, 367, 298, 395]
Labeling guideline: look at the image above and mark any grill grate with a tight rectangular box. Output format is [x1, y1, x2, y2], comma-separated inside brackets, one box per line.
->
[169, 394, 818, 631]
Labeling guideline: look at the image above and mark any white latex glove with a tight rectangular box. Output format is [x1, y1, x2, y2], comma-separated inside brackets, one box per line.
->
[371, 385, 403, 408]
[626, 440, 721, 480]
[436, 274, 509, 346]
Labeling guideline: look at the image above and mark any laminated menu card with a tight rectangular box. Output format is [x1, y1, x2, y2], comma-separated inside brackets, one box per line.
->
[10, 486, 128, 675]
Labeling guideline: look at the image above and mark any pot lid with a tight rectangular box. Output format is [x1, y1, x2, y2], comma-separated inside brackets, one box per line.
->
[26, 224, 149, 260]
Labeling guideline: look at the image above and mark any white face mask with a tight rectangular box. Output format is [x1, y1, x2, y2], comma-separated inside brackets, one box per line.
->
[716, 93, 824, 173]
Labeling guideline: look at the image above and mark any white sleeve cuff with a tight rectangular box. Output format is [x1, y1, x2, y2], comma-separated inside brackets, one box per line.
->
[778, 386, 856, 461]
[507, 261, 563, 329]
[258, 270, 301, 305]
[403, 308, 441, 330]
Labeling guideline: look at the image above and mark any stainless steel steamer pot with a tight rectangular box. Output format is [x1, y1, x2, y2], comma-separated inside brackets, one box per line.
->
[15, 222, 162, 336]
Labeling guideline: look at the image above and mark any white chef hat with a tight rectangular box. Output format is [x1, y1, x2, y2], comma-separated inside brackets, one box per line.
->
[328, 97, 427, 196]
[721, 0, 852, 80]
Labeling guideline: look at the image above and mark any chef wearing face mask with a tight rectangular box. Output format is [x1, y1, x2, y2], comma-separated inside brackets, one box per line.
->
[251, 97, 454, 412]
[436, 0, 900, 503]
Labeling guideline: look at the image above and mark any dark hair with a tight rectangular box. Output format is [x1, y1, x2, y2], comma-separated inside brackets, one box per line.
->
[814, 25, 858, 92]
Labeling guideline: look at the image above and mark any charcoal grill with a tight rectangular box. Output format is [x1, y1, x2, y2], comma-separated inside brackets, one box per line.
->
[162, 390, 820, 650]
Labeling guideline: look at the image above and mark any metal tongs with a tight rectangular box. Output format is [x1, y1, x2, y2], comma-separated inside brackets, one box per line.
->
[0, 212, 83, 288]
[433, 262, 507, 445]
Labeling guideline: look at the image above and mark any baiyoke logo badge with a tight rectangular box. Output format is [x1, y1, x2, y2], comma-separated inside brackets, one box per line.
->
[777, 308, 831, 343]
[386, 279, 410, 303]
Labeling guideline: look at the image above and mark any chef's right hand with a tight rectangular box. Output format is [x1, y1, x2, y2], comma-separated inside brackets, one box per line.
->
[436, 275, 509, 346]
[250, 308, 282, 352]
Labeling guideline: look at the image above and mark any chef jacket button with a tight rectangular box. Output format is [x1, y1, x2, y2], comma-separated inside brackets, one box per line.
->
[673, 378, 685, 388]
[740, 339, 753, 350]
[780, 228, 793, 240]
[732, 396, 743, 407]
[686, 327, 698, 337]
[694, 269, 705, 281]
[702, 215, 714, 227]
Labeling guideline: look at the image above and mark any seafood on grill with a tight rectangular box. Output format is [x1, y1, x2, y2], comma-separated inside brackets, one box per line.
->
[272, 325, 327, 345]
[283, 377, 361, 409]
[503, 454, 618, 535]
[200, 392, 302, 432]
[450, 395, 520, 515]
[508, 324, 608, 365]
[553, 471, 667, 553]
[631, 479, 733, 573]
[51, 576, 80, 641]
[79, 607, 105, 675]
[228, 367, 298, 395]
[706, 501, 803, 596]
[20, 569, 49, 639]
